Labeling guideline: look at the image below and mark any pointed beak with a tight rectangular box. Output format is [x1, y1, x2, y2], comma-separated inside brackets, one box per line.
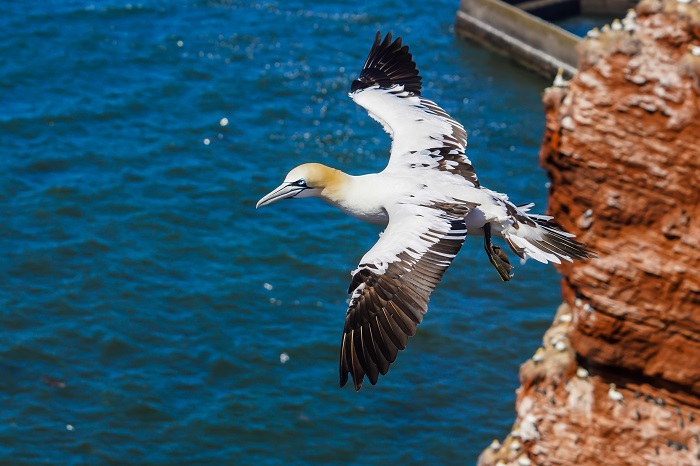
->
[256, 182, 305, 208]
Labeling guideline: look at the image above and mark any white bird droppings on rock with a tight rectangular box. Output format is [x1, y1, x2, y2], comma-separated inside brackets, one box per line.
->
[520, 414, 540, 441]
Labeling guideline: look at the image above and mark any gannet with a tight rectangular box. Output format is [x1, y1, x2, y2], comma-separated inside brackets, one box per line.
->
[554, 340, 567, 352]
[558, 312, 572, 323]
[532, 347, 545, 364]
[257, 32, 594, 391]
[552, 67, 569, 88]
[586, 27, 600, 39]
[608, 383, 624, 402]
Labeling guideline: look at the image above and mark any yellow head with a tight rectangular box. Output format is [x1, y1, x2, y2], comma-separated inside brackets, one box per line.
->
[256, 163, 345, 208]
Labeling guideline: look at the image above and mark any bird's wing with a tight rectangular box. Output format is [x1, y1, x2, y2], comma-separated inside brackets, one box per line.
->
[339, 198, 473, 391]
[349, 32, 479, 188]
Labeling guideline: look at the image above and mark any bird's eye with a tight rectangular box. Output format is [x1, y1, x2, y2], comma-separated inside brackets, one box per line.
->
[296, 178, 307, 187]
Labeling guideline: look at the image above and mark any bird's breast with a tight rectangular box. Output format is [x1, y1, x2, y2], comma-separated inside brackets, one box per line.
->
[321, 173, 393, 226]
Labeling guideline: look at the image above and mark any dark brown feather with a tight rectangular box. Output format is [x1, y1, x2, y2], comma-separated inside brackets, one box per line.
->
[339, 213, 468, 391]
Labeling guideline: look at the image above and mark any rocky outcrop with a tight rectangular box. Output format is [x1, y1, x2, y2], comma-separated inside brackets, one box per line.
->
[479, 1, 700, 465]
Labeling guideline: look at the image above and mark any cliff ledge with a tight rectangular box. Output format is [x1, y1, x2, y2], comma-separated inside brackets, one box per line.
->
[479, 1, 700, 464]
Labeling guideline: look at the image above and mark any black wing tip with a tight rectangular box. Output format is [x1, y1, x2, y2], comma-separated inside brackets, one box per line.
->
[354, 379, 364, 391]
[339, 366, 365, 391]
[339, 378, 363, 391]
[339, 364, 365, 391]
[351, 30, 422, 95]
[339, 369, 369, 391]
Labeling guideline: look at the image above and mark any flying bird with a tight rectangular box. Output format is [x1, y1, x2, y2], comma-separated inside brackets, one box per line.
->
[257, 32, 594, 391]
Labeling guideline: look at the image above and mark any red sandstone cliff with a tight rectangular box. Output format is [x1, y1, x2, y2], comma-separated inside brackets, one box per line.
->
[479, 1, 700, 465]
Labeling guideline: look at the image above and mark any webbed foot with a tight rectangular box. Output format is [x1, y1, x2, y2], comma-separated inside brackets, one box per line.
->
[484, 223, 514, 282]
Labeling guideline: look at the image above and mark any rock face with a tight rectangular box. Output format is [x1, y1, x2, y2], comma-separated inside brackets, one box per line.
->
[479, 1, 700, 465]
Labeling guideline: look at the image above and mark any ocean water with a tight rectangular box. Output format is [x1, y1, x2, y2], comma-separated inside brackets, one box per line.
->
[1, 1, 564, 464]
[556, 14, 617, 37]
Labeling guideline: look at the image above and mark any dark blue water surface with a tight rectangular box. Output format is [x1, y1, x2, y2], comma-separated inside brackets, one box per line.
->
[556, 14, 616, 37]
[1, 1, 564, 464]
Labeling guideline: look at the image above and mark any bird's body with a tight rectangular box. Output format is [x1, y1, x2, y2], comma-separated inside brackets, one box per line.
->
[608, 383, 624, 402]
[257, 32, 594, 391]
[296, 162, 504, 228]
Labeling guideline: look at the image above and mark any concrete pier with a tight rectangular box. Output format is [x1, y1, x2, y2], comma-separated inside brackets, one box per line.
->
[455, 0, 580, 78]
[455, 0, 637, 79]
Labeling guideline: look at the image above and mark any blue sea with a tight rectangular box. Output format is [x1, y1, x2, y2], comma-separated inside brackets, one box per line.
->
[1, 1, 570, 464]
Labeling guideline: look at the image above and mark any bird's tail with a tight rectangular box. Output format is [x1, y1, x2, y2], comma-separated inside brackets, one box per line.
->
[500, 203, 595, 264]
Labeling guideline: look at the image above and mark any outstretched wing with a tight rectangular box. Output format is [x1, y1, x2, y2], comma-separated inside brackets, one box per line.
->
[339, 200, 473, 391]
[349, 31, 479, 188]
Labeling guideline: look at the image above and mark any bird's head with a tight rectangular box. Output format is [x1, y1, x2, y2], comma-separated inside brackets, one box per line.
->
[256, 163, 341, 208]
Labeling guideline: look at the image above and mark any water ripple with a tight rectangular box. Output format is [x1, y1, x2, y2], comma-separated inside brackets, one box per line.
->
[0, 0, 563, 464]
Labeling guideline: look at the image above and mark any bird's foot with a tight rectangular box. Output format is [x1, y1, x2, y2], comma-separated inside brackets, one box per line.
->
[484, 223, 514, 282]
[490, 245, 514, 282]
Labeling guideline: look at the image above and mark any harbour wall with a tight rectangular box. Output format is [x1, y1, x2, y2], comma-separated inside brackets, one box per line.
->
[454, 0, 637, 78]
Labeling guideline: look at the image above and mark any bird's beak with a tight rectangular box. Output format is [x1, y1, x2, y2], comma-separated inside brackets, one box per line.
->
[256, 182, 305, 208]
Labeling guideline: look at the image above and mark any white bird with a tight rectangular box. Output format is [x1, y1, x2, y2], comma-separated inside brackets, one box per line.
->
[609, 383, 624, 402]
[558, 313, 572, 323]
[257, 32, 594, 391]
[622, 9, 637, 32]
[552, 67, 569, 87]
[532, 347, 545, 364]
[554, 340, 567, 352]
[586, 27, 600, 39]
